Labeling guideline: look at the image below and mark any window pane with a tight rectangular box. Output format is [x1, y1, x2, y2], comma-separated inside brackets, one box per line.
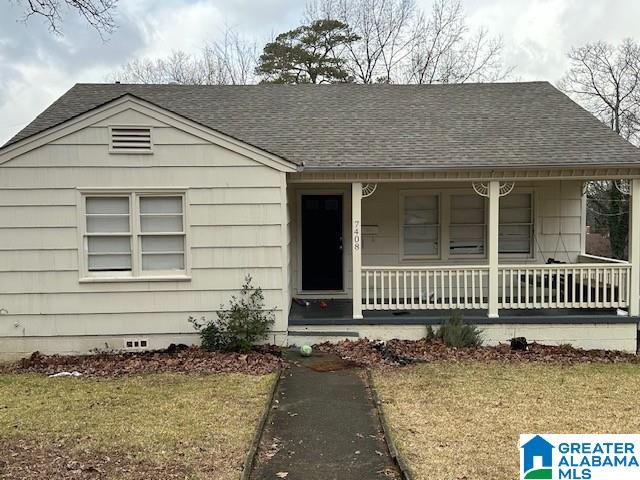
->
[140, 215, 183, 232]
[88, 237, 131, 254]
[86, 215, 130, 233]
[404, 195, 438, 225]
[140, 196, 182, 214]
[501, 193, 531, 209]
[499, 225, 532, 253]
[86, 197, 129, 214]
[88, 254, 132, 271]
[450, 225, 485, 254]
[141, 235, 184, 253]
[450, 194, 485, 255]
[404, 226, 438, 255]
[499, 193, 533, 254]
[142, 253, 184, 271]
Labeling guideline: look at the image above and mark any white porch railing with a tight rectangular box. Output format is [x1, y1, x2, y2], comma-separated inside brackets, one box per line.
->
[361, 266, 489, 310]
[498, 263, 631, 310]
[361, 262, 631, 312]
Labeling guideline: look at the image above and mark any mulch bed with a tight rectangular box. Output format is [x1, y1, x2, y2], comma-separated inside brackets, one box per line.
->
[0, 345, 284, 377]
[315, 339, 640, 367]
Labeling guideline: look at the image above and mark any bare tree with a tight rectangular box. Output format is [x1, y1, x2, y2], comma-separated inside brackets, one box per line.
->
[11, 0, 117, 35]
[111, 27, 259, 85]
[406, 0, 510, 84]
[305, 0, 419, 83]
[560, 39, 640, 144]
[305, 0, 509, 84]
[560, 39, 640, 259]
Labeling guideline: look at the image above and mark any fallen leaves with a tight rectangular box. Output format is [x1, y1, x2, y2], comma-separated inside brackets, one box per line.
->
[315, 338, 640, 367]
[1, 346, 284, 377]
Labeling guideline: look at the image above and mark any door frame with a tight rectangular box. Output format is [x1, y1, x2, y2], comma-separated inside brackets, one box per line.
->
[296, 188, 349, 297]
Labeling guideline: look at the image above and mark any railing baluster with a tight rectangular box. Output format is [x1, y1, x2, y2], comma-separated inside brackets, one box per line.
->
[525, 269, 530, 308]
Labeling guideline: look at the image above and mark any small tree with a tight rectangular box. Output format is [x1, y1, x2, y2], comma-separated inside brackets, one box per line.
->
[256, 19, 359, 84]
[189, 275, 275, 352]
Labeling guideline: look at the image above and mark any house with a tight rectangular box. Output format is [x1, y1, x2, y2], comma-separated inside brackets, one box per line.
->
[1, 81, 639, 359]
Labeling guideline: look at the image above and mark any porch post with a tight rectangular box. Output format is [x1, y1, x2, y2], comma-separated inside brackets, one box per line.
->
[629, 179, 640, 317]
[487, 180, 500, 318]
[352, 183, 363, 319]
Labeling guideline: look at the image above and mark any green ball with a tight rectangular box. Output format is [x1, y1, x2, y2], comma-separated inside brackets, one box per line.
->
[300, 344, 313, 357]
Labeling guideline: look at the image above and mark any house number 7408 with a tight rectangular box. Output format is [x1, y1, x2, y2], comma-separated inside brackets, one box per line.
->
[353, 220, 360, 250]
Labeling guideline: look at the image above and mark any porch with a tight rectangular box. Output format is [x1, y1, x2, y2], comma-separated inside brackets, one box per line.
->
[287, 174, 640, 322]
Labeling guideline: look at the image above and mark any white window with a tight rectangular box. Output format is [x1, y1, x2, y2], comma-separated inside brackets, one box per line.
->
[85, 196, 132, 272]
[499, 192, 533, 255]
[449, 194, 486, 256]
[82, 192, 187, 279]
[139, 196, 185, 271]
[402, 194, 439, 257]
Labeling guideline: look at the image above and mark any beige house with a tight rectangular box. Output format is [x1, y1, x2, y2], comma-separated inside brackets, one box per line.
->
[1, 81, 639, 359]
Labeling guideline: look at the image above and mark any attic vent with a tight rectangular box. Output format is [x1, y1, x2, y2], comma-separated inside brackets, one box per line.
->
[110, 127, 153, 153]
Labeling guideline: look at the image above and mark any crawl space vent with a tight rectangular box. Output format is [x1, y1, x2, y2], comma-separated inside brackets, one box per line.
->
[110, 127, 152, 152]
[123, 338, 149, 350]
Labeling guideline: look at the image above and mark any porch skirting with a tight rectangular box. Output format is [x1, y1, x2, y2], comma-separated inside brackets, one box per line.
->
[287, 322, 638, 353]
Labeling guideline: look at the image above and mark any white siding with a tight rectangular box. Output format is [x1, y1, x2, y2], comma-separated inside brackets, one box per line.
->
[289, 181, 584, 298]
[0, 108, 289, 356]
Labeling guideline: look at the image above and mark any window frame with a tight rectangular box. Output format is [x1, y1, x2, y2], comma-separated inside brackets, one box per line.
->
[448, 192, 488, 259]
[399, 191, 441, 261]
[77, 189, 191, 282]
[398, 188, 535, 262]
[498, 189, 535, 259]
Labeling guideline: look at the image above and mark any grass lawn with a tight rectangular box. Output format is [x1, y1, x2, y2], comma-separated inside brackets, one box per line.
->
[0, 373, 275, 479]
[373, 362, 640, 480]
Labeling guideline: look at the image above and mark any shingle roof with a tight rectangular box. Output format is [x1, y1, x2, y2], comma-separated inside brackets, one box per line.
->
[4, 82, 640, 170]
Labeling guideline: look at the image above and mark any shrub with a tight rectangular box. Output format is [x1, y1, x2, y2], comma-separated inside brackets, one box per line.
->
[189, 275, 275, 352]
[432, 310, 482, 348]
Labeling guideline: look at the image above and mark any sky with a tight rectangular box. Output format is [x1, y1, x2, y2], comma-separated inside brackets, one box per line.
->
[1, 0, 640, 144]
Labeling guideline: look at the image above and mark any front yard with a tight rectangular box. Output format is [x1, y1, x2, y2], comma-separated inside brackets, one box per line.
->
[0, 372, 275, 479]
[373, 362, 640, 480]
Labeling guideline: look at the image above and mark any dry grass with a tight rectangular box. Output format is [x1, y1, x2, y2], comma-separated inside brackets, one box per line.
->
[373, 362, 640, 480]
[0, 373, 275, 479]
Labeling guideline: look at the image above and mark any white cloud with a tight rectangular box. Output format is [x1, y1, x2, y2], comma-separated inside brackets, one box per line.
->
[2, 0, 640, 144]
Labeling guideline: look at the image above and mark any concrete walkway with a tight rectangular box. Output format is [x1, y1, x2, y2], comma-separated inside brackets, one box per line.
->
[250, 352, 400, 480]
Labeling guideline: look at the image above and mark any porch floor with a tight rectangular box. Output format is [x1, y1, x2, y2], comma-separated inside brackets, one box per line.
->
[289, 299, 635, 325]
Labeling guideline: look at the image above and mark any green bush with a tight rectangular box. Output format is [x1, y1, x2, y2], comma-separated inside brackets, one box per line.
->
[431, 310, 482, 348]
[189, 275, 275, 352]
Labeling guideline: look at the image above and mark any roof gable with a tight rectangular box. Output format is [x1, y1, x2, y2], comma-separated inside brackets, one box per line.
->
[0, 95, 298, 172]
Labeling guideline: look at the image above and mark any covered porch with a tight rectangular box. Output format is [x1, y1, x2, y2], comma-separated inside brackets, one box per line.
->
[287, 170, 640, 322]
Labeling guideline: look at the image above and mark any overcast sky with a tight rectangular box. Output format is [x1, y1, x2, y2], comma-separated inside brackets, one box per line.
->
[1, 0, 640, 144]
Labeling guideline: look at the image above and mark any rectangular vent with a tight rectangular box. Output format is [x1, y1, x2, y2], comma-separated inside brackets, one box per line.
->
[110, 127, 152, 153]
[123, 337, 150, 350]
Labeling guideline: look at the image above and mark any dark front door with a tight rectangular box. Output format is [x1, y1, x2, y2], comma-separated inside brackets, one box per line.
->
[301, 195, 343, 291]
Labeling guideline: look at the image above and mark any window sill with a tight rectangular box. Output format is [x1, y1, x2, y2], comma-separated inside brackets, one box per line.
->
[79, 275, 191, 284]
